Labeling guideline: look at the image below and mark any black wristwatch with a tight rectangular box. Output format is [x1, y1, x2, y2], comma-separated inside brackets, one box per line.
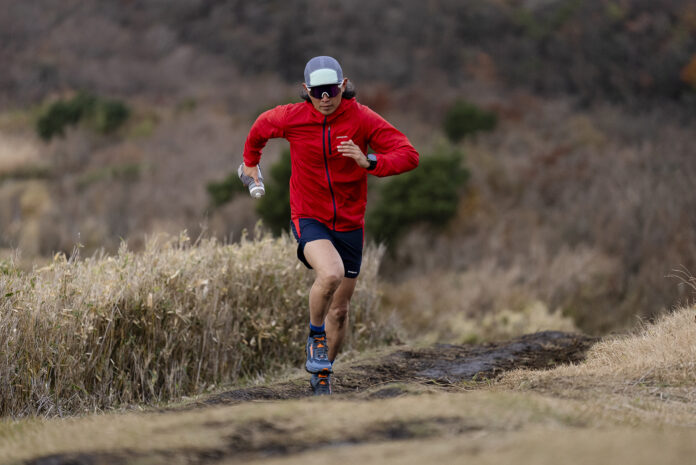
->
[366, 153, 377, 171]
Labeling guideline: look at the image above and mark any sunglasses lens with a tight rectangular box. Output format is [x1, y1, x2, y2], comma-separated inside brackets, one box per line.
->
[310, 84, 340, 99]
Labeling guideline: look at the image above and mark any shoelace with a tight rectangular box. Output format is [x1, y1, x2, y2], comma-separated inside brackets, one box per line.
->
[312, 336, 329, 360]
[315, 373, 331, 393]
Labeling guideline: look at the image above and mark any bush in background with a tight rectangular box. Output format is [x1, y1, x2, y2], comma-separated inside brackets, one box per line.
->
[207, 150, 292, 236]
[206, 172, 247, 207]
[367, 149, 469, 246]
[256, 150, 292, 235]
[36, 94, 89, 140]
[92, 98, 130, 134]
[0, 231, 389, 417]
[36, 92, 130, 141]
[212, 148, 471, 246]
[443, 100, 498, 143]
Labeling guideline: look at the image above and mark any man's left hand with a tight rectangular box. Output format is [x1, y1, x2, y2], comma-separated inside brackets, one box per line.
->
[337, 140, 369, 169]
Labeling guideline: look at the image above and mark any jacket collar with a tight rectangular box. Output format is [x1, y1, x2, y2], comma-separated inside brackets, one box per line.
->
[305, 97, 355, 123]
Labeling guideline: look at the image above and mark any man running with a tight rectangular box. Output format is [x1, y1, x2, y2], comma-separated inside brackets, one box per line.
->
[241, 56, 418, 395]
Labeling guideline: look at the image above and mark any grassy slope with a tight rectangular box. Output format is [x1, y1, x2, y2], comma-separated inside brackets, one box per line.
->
[1, 308, 695, 464]
[0, 233, 388, 417]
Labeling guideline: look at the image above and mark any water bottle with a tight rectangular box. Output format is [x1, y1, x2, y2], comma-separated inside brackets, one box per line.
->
[238, 163, 265, 198]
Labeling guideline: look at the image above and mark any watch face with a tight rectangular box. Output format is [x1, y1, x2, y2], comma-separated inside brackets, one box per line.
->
[368, 154, 377, 162]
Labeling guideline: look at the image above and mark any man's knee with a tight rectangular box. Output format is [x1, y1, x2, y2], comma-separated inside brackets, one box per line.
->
[329, 303, 349, 325]
[315, 270, 343, 296]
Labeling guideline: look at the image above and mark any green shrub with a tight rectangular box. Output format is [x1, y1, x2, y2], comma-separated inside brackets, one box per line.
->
[36, 92, 130, 141]
[212, 148, 468, 244]
[206, 172, 247, 207]
[443, 100, 497, 143]
[207, 150, 292, 236]
[367, 149, 469, 246]
[256, 150, 292, 235]
[36, 94, 92, 140]
[92, 99, 130, 134]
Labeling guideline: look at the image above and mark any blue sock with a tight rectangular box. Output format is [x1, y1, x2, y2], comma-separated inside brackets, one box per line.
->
[309, 322, 325, 336]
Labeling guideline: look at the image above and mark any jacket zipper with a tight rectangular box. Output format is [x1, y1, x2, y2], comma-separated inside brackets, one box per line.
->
[322, 118, 338, 230]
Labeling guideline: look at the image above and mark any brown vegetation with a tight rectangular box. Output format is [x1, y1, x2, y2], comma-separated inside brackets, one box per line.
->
[1, 3, 696, 442]
[501, 306, 696, 404]
[1, 3, 695, 462]
[1, 1, 694, 337]
[3, 91, 694, 336]
[2, 1, 695, 107]
[383, 97, 696, 333]
[1, 307, 694, 464]
[0, 232, 387, 417]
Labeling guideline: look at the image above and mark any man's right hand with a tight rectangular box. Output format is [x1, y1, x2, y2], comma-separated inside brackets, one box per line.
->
[242, 163, 260, 186]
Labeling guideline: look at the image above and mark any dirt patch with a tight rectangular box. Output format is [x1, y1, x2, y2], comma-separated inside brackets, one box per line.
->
[193, 330, 595, 407]
[24, 331, 596, 465]
[27, 415, 487, 465]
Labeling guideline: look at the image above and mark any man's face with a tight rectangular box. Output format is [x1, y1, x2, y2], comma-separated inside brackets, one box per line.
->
[304, 79, 347, 116]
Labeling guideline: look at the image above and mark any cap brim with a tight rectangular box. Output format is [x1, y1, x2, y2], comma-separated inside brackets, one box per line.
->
[307, 68, 341, 87]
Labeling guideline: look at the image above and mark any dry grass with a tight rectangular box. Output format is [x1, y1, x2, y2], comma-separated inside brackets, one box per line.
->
[0, 132, 43, 176]
[250, 427, 696, 465]
[1, 304, 695, 463]
[382, 249, 592, 344]
[500, 306, 696, 410]
[384, 97, 696, 334]
[3, 93, 693, 340]
[1, 389, 694, 465]
[0, 231, 388, 417]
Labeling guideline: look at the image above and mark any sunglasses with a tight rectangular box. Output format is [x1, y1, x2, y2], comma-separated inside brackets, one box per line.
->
[308, 84, 342, 99]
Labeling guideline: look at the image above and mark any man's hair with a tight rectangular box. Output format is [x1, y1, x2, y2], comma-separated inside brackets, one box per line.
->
[300, 80, 357, 102]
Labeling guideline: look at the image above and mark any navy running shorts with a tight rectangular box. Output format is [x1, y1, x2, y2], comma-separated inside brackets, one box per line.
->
[290, 218, 364, 278]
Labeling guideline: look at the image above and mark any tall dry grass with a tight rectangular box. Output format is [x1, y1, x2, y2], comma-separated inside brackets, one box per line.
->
[501, 306, 696, 401]
[0, 230, 388, 417]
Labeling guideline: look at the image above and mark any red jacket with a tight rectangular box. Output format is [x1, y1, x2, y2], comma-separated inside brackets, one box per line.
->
[243, 98, 419, 231]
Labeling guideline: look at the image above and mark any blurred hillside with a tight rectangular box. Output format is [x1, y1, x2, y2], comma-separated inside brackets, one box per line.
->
[1, 0, 696, 333]
[2, 0, 696, 107]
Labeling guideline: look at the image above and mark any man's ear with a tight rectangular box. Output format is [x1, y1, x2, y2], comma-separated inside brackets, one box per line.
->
[341, 78, 348, 89]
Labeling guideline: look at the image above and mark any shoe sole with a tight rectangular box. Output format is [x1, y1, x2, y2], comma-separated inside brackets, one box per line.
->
[310, 369, 332, 395]
[305, 362, 333, 374]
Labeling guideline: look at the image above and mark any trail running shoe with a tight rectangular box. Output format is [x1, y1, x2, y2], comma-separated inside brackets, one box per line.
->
[305, 334, 332, 373]
[310, 370, 332, 396]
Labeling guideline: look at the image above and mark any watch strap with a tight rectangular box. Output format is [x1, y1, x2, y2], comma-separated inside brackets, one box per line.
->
[366, 153, 377, 171]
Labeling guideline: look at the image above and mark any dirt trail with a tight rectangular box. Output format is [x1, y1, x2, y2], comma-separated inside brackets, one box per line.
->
[197, 330, 595, 406]
[25, 331, 595, 465]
